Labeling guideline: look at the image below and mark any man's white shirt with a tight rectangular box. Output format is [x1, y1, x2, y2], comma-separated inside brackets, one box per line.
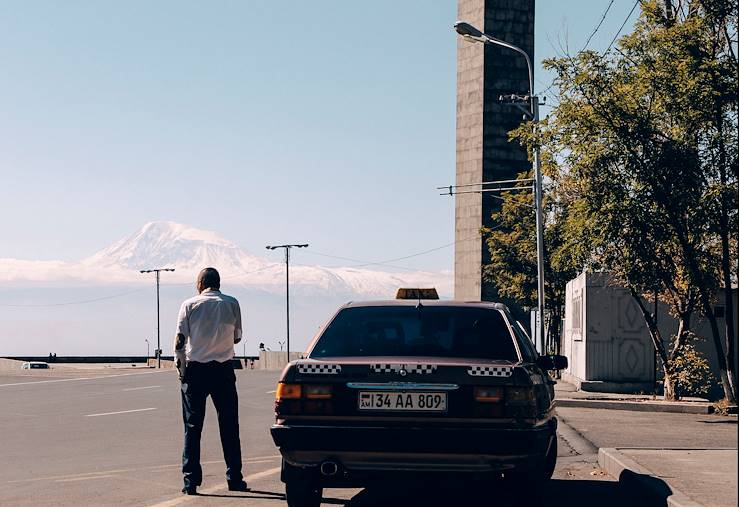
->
[176, 289, 242, 363]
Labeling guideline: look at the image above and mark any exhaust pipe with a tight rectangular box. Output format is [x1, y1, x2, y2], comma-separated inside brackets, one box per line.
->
[320, 461, 339, 476]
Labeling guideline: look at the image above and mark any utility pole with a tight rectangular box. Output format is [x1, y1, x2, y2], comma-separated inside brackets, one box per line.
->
[266, 244, 308, 362]
[451, 21, 547, 353]
[140, 268, 175, 368]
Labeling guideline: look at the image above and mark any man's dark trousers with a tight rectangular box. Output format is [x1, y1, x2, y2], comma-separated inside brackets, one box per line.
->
[181, 360, 243, 489]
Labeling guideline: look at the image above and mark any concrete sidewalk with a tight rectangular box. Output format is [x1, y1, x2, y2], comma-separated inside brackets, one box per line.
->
[555, 380, 715, 414]
[599, 448, 738, 507]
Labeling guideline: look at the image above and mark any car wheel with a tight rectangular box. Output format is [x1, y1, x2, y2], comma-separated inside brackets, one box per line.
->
[285, 480, 323, 507]
[539, 435, 557, 481]
[506, 435, 557, 492]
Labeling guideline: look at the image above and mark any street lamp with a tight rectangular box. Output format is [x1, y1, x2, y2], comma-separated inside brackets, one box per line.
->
[265, 243, 308, 362]
[145, 338, 150, 363]
[140, 268, 175, 368]
[278, 340, 285, 352]
[454, 20, 547, 353]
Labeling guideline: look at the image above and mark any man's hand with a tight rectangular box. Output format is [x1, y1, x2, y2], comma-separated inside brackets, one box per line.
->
[174, 333, 187, 382]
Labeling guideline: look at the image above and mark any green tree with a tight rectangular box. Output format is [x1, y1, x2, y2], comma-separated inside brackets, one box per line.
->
[532, 0, 737, 401]
[481, 163, 579, 354]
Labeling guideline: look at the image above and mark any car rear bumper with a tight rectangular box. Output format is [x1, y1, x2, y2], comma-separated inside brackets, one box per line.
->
[271, 419, 556, 478]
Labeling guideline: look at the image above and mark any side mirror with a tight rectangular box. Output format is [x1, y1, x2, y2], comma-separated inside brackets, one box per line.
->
[537, 354, 568, 371]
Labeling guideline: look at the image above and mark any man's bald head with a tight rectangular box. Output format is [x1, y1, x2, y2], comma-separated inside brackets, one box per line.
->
[197, 267, 220, 293]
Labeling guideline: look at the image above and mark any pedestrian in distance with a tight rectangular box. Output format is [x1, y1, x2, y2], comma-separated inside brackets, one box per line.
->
[173, 267, 249, 495]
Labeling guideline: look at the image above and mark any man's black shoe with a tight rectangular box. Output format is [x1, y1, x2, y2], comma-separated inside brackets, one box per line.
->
[181, 486, 197, 495]
[227, 480, 250, 492]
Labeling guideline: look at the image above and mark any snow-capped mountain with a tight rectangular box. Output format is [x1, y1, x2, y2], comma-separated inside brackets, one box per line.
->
[0, 222, 453, 355]
[82, 221, 269, 274]
[1, 221, 452, 297]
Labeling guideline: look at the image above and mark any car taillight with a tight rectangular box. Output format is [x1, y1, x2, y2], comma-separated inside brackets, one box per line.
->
[474, 386, 503, 403]
[472, 386, 504, 417]
[275, 383, 334, 417]
[276, 383, 302, 400]
[304, 384, 332, 399]
[505, 386, 537, 418]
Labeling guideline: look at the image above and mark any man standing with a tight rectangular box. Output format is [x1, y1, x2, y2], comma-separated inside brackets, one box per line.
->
[174, 267, 248, 495]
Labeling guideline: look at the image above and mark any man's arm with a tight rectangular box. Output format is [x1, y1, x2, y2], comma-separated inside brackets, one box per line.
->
[174, 333, 186, 351]
[233, 300, 243, 344]
[174, 303, 189, 380]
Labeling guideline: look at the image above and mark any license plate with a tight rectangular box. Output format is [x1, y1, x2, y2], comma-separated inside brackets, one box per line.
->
[358, 391, 447, 411]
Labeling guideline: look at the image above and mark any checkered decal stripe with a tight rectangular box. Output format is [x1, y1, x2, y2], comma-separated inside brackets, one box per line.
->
[371, 364, 403, 373]
[297, 363, 342, 375]
[467, 366, 513, 377]
[370, 364, 437, 374]
[410, 364, 437, 374]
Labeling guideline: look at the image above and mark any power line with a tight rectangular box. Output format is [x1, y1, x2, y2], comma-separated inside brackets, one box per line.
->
[301, 230, 504, 271]
[582, 0, 615, 51]
[606, 0, 640, 53]
[537, 0, 616, 106]
[0, 287, 147, 307]
[303, 244, 454, 270]
[1, 233, 499, 306]
[299, 251, 420, 272]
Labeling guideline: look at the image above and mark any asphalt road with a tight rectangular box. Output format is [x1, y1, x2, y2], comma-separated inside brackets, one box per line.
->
[0, 367, 625, 507]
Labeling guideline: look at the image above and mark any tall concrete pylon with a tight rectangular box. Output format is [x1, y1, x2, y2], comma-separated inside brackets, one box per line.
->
[454, 0, 535, 301]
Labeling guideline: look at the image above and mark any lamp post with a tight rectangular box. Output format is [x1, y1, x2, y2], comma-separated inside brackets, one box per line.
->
[265, 244, 308, 362]
[145, 339, 150, 363]
[140, 268, 175, 368]
[454, 21, 547, 353]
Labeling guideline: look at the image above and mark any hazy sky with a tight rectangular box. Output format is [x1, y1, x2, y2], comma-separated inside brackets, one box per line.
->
[0, 1, 638, 272]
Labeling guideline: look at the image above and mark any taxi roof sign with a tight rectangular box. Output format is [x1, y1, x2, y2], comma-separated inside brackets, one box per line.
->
[395, 288, 439, 300]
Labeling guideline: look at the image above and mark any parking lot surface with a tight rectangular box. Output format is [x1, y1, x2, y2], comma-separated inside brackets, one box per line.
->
[0, 368, 624, 506]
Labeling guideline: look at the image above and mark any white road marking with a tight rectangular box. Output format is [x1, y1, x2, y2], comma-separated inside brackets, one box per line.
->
[0, 370, 170, 388]
[55, 474, 118, 483]
[85, 407, 157, 417]
[5, 455, 281, 484]
[0, 377, 93, 387]
[266, 390, 276, 394]
[147, 467, 282, 507]
[123, 385, 161, 391]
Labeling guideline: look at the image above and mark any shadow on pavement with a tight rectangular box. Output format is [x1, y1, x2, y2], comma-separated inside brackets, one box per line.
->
[698, 418, 737, 424]
[332, 479, 625, 507]
[196, 489, 286, 501]
[618, 469, 672, 506]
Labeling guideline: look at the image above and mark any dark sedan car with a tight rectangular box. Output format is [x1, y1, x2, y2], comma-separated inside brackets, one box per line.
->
[270, 298, 567, 507]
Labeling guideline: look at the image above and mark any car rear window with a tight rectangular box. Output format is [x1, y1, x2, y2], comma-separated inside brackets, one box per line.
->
[310, 306, 519, 361]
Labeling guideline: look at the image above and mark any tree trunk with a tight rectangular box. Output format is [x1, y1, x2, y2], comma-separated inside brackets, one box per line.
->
[666, 206, 737, 404]
[663, 372, 678, 401]
[719, 224, 736, 398]
[707, 52, 737, 403]
[713, 83, 737, 403]
[629, 288, 674, 400]
[699, 294, 737, 404]
[548, 302, 563, 355]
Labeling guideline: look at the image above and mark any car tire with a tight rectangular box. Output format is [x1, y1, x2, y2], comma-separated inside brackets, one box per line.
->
[506, 435, 557, 491]
[539, 435, 557, 481]
[285, 480, 323, 507]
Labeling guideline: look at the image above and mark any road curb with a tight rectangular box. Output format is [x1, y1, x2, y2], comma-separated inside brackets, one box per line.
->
[557, 398, 713, 414]
[598, 448, 703, 507]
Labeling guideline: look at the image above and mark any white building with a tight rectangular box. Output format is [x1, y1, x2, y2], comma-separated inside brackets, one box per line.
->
[562, 272, 737, 400]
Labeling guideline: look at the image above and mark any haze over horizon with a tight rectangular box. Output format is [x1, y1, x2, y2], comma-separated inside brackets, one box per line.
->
[0, 221, 452, 356]
[0, 1, 639, 356]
